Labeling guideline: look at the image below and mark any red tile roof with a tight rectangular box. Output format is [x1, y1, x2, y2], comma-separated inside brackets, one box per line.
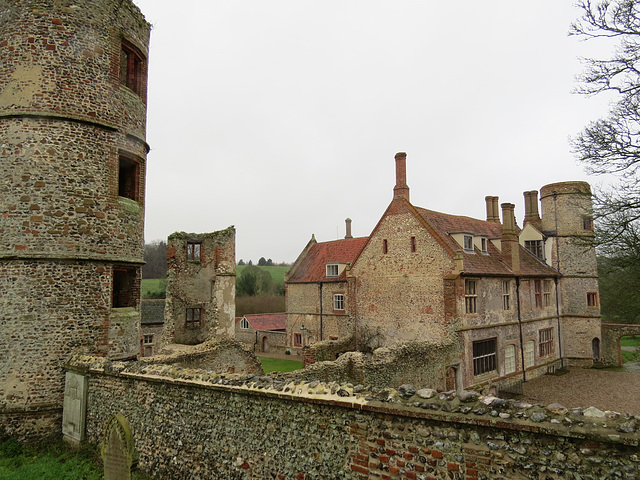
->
[415, 207, 558, 277]
[235, 313, 286, 331]
[286, 237, 369, 283]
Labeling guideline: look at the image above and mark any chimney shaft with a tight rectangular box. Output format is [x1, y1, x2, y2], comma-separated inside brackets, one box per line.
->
[501, 203, 520, 272]
[523, 190, 541, 226]
[345, 218, 353, 239]
[485, 196, 500, 223]
[393, 152, 410, 201]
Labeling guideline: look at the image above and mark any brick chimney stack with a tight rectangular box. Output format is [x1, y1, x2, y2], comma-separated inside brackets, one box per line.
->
[345, 218, 353, 239]
[501, 203, 520, 272]
[523, 190, 541, 228]
[394, 152, 410, 201]
[485, 196, 500, 223]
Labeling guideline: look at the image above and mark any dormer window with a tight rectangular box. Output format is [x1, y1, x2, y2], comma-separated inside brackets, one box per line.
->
[463, 235, 473, 252]
[524, 240, 544, 260]
[326, 264, 339, 277]
[481, 238, 488, 254]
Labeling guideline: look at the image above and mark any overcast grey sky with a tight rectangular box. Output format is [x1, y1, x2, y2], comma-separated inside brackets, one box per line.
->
[133, 1, 613, 264]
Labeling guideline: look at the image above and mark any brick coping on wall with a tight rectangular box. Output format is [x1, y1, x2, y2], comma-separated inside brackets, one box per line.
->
[67, 354, 640, 446]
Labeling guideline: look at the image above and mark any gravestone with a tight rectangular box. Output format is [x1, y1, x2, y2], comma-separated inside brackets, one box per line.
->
[101, 414, 138, 480]
[62, 371, 88, 443]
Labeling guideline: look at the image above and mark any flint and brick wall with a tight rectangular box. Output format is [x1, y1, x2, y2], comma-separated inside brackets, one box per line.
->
[70, 356, 640, 480]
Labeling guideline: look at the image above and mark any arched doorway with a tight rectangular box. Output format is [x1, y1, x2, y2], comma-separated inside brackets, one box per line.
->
[592, 337, 600, 362]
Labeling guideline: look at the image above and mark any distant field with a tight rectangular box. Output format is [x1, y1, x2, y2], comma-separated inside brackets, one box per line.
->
[141, 278, 166, 298]
[236, 265, 289, 286]
[259, 356, 302, 373]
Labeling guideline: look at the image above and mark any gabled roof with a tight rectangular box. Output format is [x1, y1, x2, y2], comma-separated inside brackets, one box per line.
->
[286, 237, 369, 283]
[415, 207, 558, 277]
[235, 313, 286, 331]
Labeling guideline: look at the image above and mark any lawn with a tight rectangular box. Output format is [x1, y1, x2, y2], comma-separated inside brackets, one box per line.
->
[0, 438, 151, 480]
[259, 356, 302, 373]
[620, 335, 640, 347]
[236, 265, 289, 287]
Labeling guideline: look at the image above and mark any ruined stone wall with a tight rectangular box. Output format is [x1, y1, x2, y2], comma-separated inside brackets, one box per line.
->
[69, 356, 640, 480]
[0, 0, 150, 438]
[350, 204, 455, 347]
[235, 325, 287, 355]
[162, 228, 236, 347]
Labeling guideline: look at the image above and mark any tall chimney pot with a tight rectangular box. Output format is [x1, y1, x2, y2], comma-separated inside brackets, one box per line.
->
[345, 218, 353, 239]
[393, 152, 410, 201]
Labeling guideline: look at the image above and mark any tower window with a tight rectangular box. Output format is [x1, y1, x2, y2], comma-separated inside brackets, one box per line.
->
[587, 292, 599, 307]
[118, 155, 139, 201]
[382, 239, 388, 254]
[187, 242, 201, 261]
[186, 307, 202, 327]
[410, 236, 416, 252]
[120, 40, 145, 95]
[112, 268, 136, 308]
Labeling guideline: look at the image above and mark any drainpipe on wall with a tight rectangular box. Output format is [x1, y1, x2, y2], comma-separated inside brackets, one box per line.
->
[516, 277, 526, 382]
[554, 276, 564, 370]
[318, 282, 323, 342]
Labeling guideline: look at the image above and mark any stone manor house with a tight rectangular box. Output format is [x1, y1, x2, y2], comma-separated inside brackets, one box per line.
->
[286, 153, 601, 390]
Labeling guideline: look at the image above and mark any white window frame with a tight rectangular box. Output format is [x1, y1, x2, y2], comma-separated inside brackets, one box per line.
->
[240, 317, 249, 329]
[326, 263, 339, 277]
[525, 340, 535, 368]
[463, 235, 474, 252]
[504, 344, 516, 374]
[333, 293, 344, 311]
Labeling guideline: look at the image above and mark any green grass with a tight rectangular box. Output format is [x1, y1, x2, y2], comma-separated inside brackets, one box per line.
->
[622, 350, 640, 363]
[0, 438, 151, 480]
[259, 356, 302, 373]
[620, 335, 640, 347]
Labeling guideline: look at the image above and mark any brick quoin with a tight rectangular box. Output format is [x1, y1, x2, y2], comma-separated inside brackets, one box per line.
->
[431, 450, 443, 459]
[447, 462, 460, 471]
[350, 464, 369, 475]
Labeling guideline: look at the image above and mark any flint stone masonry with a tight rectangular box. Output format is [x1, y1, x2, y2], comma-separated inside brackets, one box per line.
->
[68, 355, 640, 480]
[0, 0, 150, 438]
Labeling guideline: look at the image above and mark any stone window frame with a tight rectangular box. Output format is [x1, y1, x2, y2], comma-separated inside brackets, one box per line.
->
[472, 338, 497, 376]
[185, 307, 202, 328]
[240, 317, 250, 329]
[333, 293, 345, 311]
[464, 279, 478, 314]
[410, 236, 417, 252]
[120, 39, 146, 96]
[534, 279, 543, 309]
[539, 327, 554, 357]
[143, 335, 153, 345]
[543, 280, 553, 307]
[326, 263, 339, 277]
[294, 333, 303, 347]
[118, 153, 141, 202]
[504, 344, 517, 375]
[187, 241, 202, 262]
[587, 291, 599, 308]
[502, 280, 511, 311]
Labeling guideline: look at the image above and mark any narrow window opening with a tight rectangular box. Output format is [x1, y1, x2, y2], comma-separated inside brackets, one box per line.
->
[504, 344, 516, 374]
[118, 155, 139, 201]
[539, 327, 554, 357]
[240, 317, 249, 329]
[587, 291, 599, 307]
[112, 268, 136, 308]
[465, 279, 478, 314]
[294, 333, 303, 347]
[120, 40, 145, 95]
[410, 236, 416, 252]
[534, 279, 543, 309]
[187, 242, 201, 261]
[382, 239, 388, 254]
[185, 307, 202, 328]
[502, 280, 511, 311]
[543, 280, 552, 307]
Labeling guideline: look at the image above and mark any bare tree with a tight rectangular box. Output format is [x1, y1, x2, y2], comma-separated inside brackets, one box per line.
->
[571, 0, 640, 254]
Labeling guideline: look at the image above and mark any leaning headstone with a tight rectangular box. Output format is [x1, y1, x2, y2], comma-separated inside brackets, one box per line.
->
[101, 414, 138, 480]
[62, 371, 88, 443]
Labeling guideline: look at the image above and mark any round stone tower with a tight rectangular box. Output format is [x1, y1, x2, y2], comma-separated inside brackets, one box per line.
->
[0, 0, 150, 438]
[540, 181, 601, 366]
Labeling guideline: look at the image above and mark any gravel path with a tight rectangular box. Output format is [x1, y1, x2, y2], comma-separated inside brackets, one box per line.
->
[520, 368, 640, 415]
